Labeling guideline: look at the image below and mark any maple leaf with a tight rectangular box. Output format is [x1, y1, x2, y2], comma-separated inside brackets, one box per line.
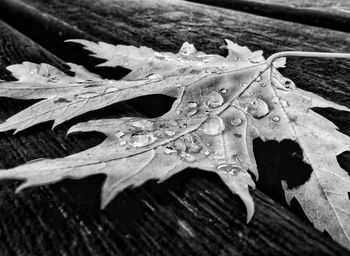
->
[0, 40, 267, 221]
[0, 40, 349, 248]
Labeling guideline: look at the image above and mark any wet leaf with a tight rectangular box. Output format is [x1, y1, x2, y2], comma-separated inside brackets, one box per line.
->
[0, 39, 349, 248]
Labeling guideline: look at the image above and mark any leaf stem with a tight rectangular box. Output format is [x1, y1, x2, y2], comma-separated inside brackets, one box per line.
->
[231, 51, 350, 109]
[266, 51, 350, 67]
[266, 51, 350, 91]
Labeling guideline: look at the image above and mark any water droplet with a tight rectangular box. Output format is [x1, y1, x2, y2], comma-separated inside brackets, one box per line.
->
[187, 102, 198, 108]
[280, 99, 289, 107]
[272, 76, 295, 91]
[77, 92, 99, 99]
[249, 59, 259, 64]
[131, 120, 153, 130]
[283, 79, 295, 90]
[115, 131, 125, 137]
[260, 83, 266, 87]
[147, 74, 163, 80]
[159, 123, 169, 129]
[272, 116, 281, 122]
[220, 89, 227, 94]
[180, 152, 196, 163]
[200, 116, 225, 135]
[246, 98, 269, 118]
[164, 130, 176, 136]
[205, 91, 224, 108]
[186, 108, 198, 117]
[231, 118, 243, 126]
[203, 150, 210, 156]
[231, 154, 240, 162]
[184, 134, 202, 154]
[256, 76, 261, 82]
[164, 146, 176, 154]
[217, 163, 230, 172]
[242, 83, 248, 87]
[221, 66, 229, 71]
[174, 138, 186, 152]
[187, 144, 202, 154]
[175, 110, 181, 115]
[130, 133, 156, 147]
[179, 42, 196, 55]
[174, 84, 183, 87]
[105, 87, 118, 93]
[201, 67, 220, 74]
[119, 140, 127, 146]
[302, 96, 312, 103]
[217, 163, 241, 175]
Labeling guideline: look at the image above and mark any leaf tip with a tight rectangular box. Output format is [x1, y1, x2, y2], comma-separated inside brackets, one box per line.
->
[244, 195, 255, 223]
[15, 181, 29, 193]
[281, 180, 293, 205]
[100, 193, 113, 210]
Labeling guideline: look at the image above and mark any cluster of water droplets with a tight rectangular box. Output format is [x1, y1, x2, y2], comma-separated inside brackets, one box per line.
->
[163, 132, 205, 163]
[185, 102, 198, 117]
[200, 67, 221, 74]
[179, 87, 226, 119]
[114, 119, 158, 148]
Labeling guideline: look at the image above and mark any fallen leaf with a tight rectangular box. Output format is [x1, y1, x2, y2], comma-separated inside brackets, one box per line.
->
[0, 39, 349, 248]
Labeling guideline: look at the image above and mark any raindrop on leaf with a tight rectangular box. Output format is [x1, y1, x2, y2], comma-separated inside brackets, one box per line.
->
[187, 102, 198, 108]
[186, 108, 198, 117]
[231, 118, 243, 126]
[129, 133, 156, 147]
[205, 91, 224, 108]
[147, 73, 163, 80]
[180, 152, 196, 163]
[272, 116, 281, 122]
[200, 116, 225, 135]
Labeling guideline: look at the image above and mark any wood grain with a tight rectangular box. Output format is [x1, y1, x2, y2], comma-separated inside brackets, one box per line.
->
[0, 0, 349, 255]
[250, 0, 350, 14]
[186, 0, 350, 33]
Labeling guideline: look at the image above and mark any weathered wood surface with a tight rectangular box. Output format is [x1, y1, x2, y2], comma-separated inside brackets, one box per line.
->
[0, 0, 349, 255]
[255, 0, 350, 14]
[186, 0, 350, 33]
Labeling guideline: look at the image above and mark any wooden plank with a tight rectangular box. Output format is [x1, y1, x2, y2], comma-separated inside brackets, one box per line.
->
[186, 0, 350, 33]
[253, 0, 350, 15]
[0, 0, 349, 255]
